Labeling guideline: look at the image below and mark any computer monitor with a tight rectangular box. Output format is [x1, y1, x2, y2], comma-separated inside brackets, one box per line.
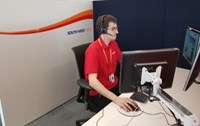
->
[183, 46, 200, 91]
[182, 26, 200, 65]
[119, 48, 179, 93]
[0, 100, 5, 126]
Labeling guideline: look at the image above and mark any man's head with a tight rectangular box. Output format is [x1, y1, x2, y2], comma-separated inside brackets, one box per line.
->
[96, 15, 119, 37]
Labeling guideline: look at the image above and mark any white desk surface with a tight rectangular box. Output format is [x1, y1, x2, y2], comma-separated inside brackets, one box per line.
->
[83, 67, 200, 126]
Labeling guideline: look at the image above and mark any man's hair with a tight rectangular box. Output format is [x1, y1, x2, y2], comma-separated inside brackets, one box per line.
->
[96, 14, 117, 34]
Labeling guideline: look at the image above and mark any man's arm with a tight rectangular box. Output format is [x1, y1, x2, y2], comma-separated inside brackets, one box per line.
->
[89, 73, 118, 101]
[88, 73, 138, 112]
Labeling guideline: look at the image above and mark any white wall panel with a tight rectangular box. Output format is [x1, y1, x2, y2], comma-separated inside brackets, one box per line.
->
[0, 0, 93, 125]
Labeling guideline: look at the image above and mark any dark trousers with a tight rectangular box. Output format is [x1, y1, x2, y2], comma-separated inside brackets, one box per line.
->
[88, 85, 120, 113]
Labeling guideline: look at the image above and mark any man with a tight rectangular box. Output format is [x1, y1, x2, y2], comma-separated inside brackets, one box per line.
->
[84, 14, 138, 112]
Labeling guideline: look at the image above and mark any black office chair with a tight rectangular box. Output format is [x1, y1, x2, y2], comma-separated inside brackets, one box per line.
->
[72, 42, 121, 126]
[71, 42, 94, 126]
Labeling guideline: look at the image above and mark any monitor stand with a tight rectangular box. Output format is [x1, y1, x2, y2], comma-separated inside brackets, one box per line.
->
[195, 73, 200, 84]
[140, 66, 199, 126]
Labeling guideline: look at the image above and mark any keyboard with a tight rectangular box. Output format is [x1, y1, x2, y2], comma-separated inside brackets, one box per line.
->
[130, 92, 148, 103]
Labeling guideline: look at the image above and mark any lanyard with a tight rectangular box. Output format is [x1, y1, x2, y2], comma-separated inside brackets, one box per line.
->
[98, 39, 112, 73]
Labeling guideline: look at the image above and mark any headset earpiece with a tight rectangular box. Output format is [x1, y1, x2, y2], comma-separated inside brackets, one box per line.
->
[100, 15, 107, 34]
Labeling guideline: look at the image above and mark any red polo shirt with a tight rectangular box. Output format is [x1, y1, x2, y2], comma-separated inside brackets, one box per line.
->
[84, 37, 121, 96]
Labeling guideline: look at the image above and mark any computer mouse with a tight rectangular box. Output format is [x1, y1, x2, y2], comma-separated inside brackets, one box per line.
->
[127, 103, 140, 111]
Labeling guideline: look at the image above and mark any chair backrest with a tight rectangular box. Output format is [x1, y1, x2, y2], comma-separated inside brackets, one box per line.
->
[72, 42, 91, 107]
[72, 43, 90, 79]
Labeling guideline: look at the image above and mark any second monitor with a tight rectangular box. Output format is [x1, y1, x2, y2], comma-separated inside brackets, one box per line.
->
[119, 48, 180, 93]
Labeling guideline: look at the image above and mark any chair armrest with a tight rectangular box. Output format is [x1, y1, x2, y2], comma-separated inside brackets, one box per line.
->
[77, 79, 92, 90]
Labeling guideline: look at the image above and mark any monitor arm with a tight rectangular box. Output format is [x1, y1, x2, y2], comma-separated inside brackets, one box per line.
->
[141, 66, 199, 126]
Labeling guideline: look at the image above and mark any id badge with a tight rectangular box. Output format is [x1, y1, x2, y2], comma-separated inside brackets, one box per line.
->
[109, 73, 115, 83]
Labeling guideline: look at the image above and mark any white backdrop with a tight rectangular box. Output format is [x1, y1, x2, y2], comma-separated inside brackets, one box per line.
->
[0, 0, 93, 125]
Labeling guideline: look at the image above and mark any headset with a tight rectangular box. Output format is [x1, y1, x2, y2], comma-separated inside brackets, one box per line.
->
[100, 15, 114, 36]
[100, 15, 107, 34]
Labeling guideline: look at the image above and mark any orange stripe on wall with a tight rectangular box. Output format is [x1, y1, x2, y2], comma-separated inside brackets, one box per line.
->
[0, 9, 93, 35]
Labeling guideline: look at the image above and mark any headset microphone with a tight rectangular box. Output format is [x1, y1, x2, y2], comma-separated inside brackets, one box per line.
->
[106, 32, 114, 36]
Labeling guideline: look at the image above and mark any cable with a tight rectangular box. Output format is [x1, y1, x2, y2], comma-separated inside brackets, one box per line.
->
[96, 94, 177, 126]
[117, 108, 173, 126]
[158, 101, 183, 126]
[122, 111, 143, 126]
[116, 101, 175, 126]
[195, 80, 200, 84]
[158, 101, 173, 117]
[96, 108, 104, 126]
[158, 101, 183, 125]
[122, 116, 134, 126]
[116, 105, 143, 126]
[139, 85, 143, 92]
[139, 84, 160, 102]
[168, 109, 183, 126]
[137, 85, 178, 125]
[143, 111, 174, 126]
[116, 107, 143, 117]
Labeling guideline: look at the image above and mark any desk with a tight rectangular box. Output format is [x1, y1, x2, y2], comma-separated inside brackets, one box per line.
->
[83, 67, 200, 126]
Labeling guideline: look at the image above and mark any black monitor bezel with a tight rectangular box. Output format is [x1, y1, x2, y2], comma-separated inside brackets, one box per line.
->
[183, 47, 200, 91]
[119, 48, 180, 93]
[182, 26, 200, 65]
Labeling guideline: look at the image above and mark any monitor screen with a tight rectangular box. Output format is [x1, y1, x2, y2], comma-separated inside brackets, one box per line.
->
[119, 48, 179, 93]
[183, 46, 200, 91]
[182, 26, 200, 65]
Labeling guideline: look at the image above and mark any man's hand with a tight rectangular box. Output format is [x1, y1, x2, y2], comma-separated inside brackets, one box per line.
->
[113, 97, 139, 112]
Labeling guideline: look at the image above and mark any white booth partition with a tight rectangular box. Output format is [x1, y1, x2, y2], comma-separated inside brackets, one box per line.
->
[0, 0, 93, 125]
